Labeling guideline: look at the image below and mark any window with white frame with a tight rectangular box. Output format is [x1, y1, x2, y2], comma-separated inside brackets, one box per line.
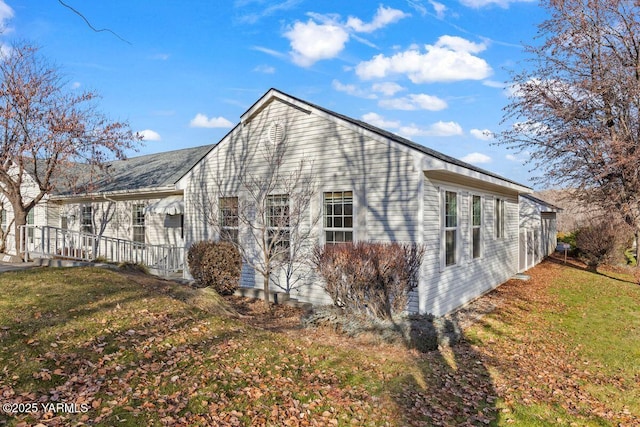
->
[132, 204, 146, 244]
[27, 209, 35, 244]
[443, 190, 458, 266]
[495, 198, 506, 239]
[219, 197, 239, 243]
[81, 205, 93, 235]
[471, 195, 482, 259]
[266, 194, 290, 255]
[324, 191, 353, 244]
[0, 209, 6, 233]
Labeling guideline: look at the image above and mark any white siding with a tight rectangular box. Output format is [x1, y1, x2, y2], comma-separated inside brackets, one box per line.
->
[183, 98, 424, 307]
[181, 92, 530, 316]
[418, 178, 519, 316]
[60, 197, 184, 247]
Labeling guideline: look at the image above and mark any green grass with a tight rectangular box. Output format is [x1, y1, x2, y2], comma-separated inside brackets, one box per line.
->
[467, 260, 640, 426]
[1, 262, 639, 426]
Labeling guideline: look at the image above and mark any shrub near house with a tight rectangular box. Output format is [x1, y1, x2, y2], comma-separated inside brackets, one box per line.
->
[187, 240, 241, 295]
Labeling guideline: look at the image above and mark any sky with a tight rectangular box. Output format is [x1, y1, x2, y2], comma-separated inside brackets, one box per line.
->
[2, 0, 548, 187]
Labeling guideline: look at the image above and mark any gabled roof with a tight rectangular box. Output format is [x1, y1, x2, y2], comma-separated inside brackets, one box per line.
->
[241, 88, 531, 192]
[53, 144, 214, 197]
[521, 193, 563, 212]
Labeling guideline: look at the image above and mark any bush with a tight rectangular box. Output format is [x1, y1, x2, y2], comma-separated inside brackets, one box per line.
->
[312, 242, 425, 320]
[575, 219, 631, 270]
[187, 240, 241, 295]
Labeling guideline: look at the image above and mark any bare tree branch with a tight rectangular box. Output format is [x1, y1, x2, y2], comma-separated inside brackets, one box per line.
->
[58, 0, 131, 45]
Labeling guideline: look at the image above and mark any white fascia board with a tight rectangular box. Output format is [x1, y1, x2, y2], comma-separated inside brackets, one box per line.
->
[424, 158, 532, 195]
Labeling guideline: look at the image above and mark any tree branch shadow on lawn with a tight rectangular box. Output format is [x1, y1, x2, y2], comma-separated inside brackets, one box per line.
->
[387, 315, 499, 426]
[546, 253, 639, 285]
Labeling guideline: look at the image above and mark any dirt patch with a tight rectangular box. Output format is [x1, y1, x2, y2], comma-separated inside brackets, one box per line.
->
[223, 295, 305, 331]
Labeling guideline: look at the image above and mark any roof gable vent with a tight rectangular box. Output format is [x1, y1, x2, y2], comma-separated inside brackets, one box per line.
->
[267, 121, 286, 145]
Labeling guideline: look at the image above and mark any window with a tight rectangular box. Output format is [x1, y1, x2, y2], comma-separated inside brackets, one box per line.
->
[471, 195, 482, 259]
[81, 205, 93, 234]
[443, 191, 458, 266]
[60, 215, 68, 230]
[266, 194, 290, 254]
[26, 209, 35, 244]
[219, 197, 239, 243]
[132, 204, 145, 244]
[495, 198, 505, 239]
[0, 209, 6, 233]
[324, 191, 353, 244]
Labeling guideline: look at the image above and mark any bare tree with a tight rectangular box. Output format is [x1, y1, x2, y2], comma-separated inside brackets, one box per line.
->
[499, 0, 640, 259]
[204, 135, 319, 306]
[0, 42, 140, 254]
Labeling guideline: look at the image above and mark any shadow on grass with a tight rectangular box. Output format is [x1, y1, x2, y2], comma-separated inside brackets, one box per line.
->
[389, 316, 499, 426]
[546, 253, 638, 286]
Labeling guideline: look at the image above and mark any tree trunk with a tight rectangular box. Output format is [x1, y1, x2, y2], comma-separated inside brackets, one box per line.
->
[635, 229, 639, 268]
[263, 272, 271, 309]
[12, 206, 27, 257]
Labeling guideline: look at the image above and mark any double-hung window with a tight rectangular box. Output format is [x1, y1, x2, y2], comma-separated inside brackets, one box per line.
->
[27, 210, 35, 244]
[324, 191, 353, 244]
[471, 195, 482, 259]
[266, 194, 290, 256]
[219, 197, 239, 243]
[443, 190, 458, 267]
[132, 204, 146, 244]
[495, 198, 506, 239]
[81, 205, 93, 235]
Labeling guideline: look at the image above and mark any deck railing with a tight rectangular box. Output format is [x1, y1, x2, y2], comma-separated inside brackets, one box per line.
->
[19, 225, 184, 277]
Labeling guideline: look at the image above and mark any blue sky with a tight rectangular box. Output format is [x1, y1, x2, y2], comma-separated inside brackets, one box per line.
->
[2, 0, 547, 187]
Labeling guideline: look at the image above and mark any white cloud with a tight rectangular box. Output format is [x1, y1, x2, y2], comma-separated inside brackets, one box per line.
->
[284, 19, 349, 67]
[138, 129, 161, 141]
[460, 0, 535, 8]
[506, 151, 531, 162]
[379, 93, 447, 111]
[371, 82, 405, 96]
[399, 121, 463, 137]
[71, 82, 81, 89]
[150, 53, 170, 60]
[361, 112, 400, 129]
[355, 35, 491, 83]
[332, 80, 376, 99]
[482, 79, 506, 89]
[470, 128, 494, 140]
[252, 46, 288, 59]
[346, 5, 409, 33]
[284, 6, 408, 67]
[461, 152, 492, 164]
[429, 1, 447, 19]
[254, 64, 275, 73]
[189, 113, 234, 128]
[0, 1, 13, 30]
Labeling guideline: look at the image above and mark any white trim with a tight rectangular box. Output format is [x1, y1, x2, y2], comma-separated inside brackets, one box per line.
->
[440, 187, 460, 270]
[321, 190, 354, 245]
[469, 193, 483, 261]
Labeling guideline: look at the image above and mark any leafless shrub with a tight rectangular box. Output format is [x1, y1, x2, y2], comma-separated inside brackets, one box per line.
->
[312, 242, 424, 320]
[575, 218, 632, 271]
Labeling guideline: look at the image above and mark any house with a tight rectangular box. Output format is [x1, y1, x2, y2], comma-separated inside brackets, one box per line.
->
[178, 88, 540, 316]
[7, 88, 559, 316]
[519, 194, 562, 272]
[3, 145, 213, 269]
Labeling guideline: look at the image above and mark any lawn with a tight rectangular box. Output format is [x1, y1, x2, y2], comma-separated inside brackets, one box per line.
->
[0, 258, 638, 426]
